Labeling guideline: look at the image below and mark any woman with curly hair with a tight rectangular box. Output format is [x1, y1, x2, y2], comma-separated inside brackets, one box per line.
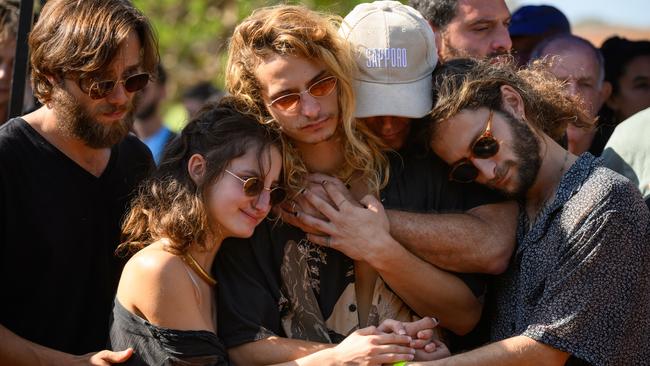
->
[108, 102, 285, 365]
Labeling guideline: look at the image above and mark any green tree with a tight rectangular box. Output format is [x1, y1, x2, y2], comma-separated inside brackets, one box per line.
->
[132, 0, 377, 127]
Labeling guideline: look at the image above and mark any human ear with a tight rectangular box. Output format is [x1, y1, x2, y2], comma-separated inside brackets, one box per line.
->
[44, 74, 63, 87]
[499, 84, 526, 119]
[187, 154, 206, 186]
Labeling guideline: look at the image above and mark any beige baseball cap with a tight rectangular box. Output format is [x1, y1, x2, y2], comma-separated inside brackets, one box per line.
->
[340, 0, 438, 118]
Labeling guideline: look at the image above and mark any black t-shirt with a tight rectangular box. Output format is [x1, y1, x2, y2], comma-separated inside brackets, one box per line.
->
[0, 118, 154, 355]
[215, 143, 504, 349]
[382, 147, 502, 296]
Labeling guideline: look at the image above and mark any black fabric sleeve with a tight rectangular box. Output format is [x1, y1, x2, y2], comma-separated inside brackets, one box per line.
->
[455, 272, 487, 299]
[214, 225, 284, 348]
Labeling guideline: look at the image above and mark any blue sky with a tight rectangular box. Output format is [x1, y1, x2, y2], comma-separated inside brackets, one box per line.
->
[511, 0, 650, 28]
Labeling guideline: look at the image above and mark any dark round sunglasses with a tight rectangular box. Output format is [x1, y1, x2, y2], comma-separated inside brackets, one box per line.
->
[225, 169, 287, 205]
[449, 110, 500, 183]
[78, 72, 150, 100]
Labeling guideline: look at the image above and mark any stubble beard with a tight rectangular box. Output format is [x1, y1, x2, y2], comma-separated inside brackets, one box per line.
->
[440, 34, 509, 62]
[52, 87, 135, 149]
[498, 111, 541, 199]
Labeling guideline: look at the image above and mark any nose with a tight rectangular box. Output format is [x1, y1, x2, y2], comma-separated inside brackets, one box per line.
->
[104, 82, 130, 106]
[381, 117, 398, 134]
[253, 189, 272, 213]
[491, 25, 512, 53]
[471, 157, 497, 182]
[300, 92, 321, 119]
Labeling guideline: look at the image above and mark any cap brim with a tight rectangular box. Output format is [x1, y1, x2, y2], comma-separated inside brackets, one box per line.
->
[354, 76, 432, 118]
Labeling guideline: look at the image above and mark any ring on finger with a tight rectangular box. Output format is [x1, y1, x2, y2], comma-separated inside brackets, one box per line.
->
[336, 198, 347, 208]
[325, 236, 331, 247]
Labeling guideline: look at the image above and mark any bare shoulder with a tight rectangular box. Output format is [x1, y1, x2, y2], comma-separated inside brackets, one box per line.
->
[116, 243, 207, 330]
[120, 243, 186, 288]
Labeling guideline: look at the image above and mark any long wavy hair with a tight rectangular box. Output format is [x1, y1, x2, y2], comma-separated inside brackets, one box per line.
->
[29, 0, 158, 104]
[118, 100, 282, 256]
[429, 57, 592, 142]
[225, 4, 387, 195]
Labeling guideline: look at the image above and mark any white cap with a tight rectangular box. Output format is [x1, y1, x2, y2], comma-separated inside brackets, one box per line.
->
[340, 1, 438, 118]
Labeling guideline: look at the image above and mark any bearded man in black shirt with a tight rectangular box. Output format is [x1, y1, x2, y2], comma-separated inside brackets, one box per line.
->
[0, 0, 158, 364]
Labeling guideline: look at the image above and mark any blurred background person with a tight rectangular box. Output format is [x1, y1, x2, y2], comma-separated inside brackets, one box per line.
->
[133, 63, 176, 165]
[509, 5, 571, 67]
[600, 36, 650, 125]
[589, 36, 650, 157]
[409, 0, 512, 62]
[0, 0, 17, 122]
[182, 81, 224, 119]
[602, 107, 650, 209]
[530, 34, 611, 155]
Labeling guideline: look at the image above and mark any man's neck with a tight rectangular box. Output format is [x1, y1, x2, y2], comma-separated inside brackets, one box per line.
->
[525, 135, 578, 216]
[293, 134, 346, 176]
[22, 105, 112, 177]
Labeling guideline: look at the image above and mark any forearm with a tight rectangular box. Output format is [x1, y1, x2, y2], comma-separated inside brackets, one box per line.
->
[386, 202, 517, 274]
[229, 336, 334, 366]
[408, 336, 569, 366]
[369, 237, 482, 335]
[0, 324, 78, 366]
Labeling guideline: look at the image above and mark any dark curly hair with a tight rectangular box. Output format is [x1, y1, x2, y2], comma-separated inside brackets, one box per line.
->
[118, 99, 282, 256]
[429, 57, 591, 142]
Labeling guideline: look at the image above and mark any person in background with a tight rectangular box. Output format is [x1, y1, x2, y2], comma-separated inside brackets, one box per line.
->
[133, 63, 176, 165]
[110, 102, 285, 365]
[508, 5, 570, 67]
[408, 0, 511, 62]
[600, 36, 650, 125]
[588, 36, 650, 156]
[182, 81, 225, 119]
[416, 57, 650, 365]
[530, 34, 611, 155]
[0, 0, 158, 364]
[602, 107, 650, 208]
[0, 0, 18, 122]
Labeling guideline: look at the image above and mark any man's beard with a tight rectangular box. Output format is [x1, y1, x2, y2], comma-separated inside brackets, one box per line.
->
[52, 87, 135, 149]
[496, 111, 541, 199]
[440, 34, 509, 61]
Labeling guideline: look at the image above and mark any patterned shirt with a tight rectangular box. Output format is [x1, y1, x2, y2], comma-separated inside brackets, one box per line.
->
[490, 153, 650, 365]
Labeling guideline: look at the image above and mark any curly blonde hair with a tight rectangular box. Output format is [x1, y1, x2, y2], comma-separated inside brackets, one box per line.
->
[226, 5, 387, 195]
[429, 57, 591, 142]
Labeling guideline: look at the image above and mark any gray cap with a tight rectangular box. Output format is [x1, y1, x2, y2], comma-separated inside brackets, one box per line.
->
[340, 0, 438, 118]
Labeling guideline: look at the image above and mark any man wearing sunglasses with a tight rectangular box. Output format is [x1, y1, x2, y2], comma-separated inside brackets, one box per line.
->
[416, 58, 650, 365]
[0, 0, 158, 364]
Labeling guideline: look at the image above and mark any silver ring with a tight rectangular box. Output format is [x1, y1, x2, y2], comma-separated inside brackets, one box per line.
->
[325, 236, 331, 247]
[336, 199, 347, 208]
[291, 200, 297, 212]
